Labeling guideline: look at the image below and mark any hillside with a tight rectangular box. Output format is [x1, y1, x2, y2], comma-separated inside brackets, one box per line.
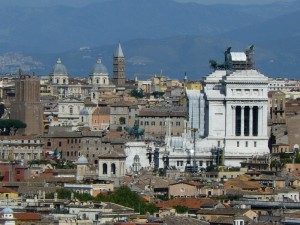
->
[0, 0, 300, 79]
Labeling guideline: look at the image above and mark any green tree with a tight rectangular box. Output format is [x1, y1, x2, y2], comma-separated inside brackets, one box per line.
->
[173, 205, 189, 214]
[0, 104, 5, 118]
[119, 117, 126, 125]
[130, 88, 144, 98]
[96, 186, 158, 215]
[56, 188, 72, 199]
[0, 119, 27, 135]
[152, 91, 165, 98]
[74, 192, 94, 202]
[270, 160, 285, 171]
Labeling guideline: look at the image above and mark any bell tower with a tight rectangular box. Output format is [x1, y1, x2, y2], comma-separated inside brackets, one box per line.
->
[112, 42, 126, 87]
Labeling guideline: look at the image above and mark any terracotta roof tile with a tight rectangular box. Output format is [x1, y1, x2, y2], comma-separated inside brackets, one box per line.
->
[0, 213, 41, 221]
[156, 198, 215, 210]
[0, 187, 18, 193]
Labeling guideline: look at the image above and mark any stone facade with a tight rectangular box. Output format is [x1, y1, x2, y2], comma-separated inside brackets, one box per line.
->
[0, 136, 43, 162]
[138, 106, 186, 140]
[98, 149, 126, 187]
[109, 102, 131, 131]
[269, 90, 286, 124]
[166, 48, 270, 169]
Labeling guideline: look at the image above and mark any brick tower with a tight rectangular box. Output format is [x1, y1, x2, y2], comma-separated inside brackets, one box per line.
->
[112, 42, 126, 87]
[10, 75, 43, 135]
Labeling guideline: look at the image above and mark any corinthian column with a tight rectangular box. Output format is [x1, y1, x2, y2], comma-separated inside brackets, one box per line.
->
[249, 106, 253, 136]
[258, 106, 263, 136]
[232, 105, 236, 136]
[241, 106, 245, 136]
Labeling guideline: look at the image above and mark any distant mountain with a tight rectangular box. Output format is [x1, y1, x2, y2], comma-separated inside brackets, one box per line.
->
[0, 0, 267, 53]
[1, 0, 300, 79]
[22, 34, 299, 80]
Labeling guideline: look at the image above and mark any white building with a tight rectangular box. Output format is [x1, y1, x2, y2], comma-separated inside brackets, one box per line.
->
[88, 58, 110, 86]
[54, 97, 85, 129]
[166, 47, 270, 169]
[49, 58, 69, 85]
[268, 78, 285, 91]
[0, 207, 15, 225]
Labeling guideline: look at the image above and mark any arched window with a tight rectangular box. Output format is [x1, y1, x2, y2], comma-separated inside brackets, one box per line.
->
[111, 163, 116, 175]
[103, 163, 107, 174]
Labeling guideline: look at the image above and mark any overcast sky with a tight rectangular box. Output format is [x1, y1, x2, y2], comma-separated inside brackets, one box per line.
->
[175, 0, 295, 5]
[0, 0, 295, 7]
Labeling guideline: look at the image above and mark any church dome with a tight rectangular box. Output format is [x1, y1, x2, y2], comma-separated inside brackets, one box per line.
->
[1, 206, 13, 214]
[92, 58, 108, 74]
[77, 155, 88, 164]
[53, 58, 68, 75]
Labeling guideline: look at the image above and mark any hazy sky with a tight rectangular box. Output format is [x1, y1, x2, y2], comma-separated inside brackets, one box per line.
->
[0, 0, 295, 7]
[175, 0, 295, 5]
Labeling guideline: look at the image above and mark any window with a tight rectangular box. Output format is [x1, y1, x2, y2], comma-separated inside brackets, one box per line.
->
[245, 141, 248, 147]
[103, 163, 107, 174]
[176, 122, 180, 126]
[177, 161, 183, 166]
[237, 141, 240, 147]
[70, 107, 73, 115]
[151, 121, 155, 126]
[254, 141, 257, 147]
[140, 121, 144, 126]
[111, 163, 116, 175]
[59, 142, 62, 147]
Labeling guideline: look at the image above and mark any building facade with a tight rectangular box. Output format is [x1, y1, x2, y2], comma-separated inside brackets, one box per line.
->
[166, 47, 270, 169]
